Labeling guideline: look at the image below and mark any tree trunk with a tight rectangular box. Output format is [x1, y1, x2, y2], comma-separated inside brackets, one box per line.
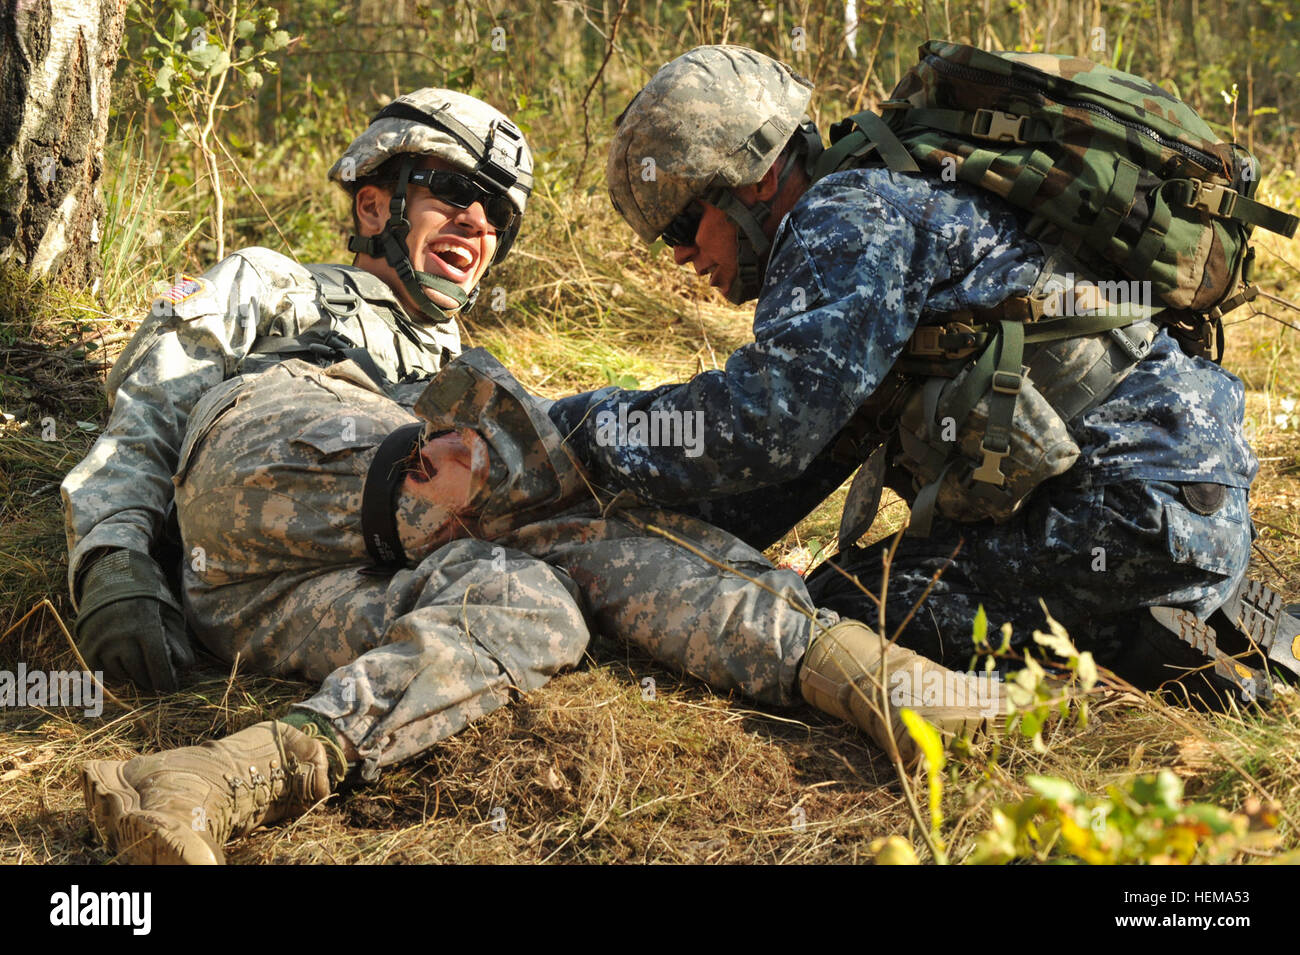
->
[0, 0, 127, 288]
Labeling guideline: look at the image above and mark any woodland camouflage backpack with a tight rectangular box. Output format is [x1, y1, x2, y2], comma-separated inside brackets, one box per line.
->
[815, 40, 1298, 356]
[819, 41, 1300, 540]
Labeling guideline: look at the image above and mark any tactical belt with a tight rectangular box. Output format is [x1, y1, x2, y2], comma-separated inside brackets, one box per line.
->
[360, 423, 425, 569]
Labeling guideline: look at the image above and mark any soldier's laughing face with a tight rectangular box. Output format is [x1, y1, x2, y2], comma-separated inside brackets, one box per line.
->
[405, 157, 499, 309]
[354, 156, 499, 315]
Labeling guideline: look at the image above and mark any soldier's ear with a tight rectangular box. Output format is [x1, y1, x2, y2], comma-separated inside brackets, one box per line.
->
[355, 184, 390, 237]
[752, 156, 785, 202]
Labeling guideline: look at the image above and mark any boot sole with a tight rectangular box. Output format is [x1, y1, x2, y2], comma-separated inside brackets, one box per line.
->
[82, 760, 223, 865]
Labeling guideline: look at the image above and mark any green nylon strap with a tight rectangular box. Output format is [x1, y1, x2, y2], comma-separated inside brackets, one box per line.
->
[1127, 182, 1174, 278]
[416, 271, 469, 307]
[812, 132, 865, 182]
[904, 107, 970, 136]
[934, 325, 1006, 448]
[850, 110, 920, 173]
[907, 460, 955, 538]
[811, 111, 921, 181]
[957, 146, 1001, 187]
[981, 319, 1025, 459]
[1021, 309, 1156, 344]
[904, 107, 1049, 143]
[1227, 192, 1300, 238]
[1006, 148, 1054, 207]
[1087, 157, 1140, 252]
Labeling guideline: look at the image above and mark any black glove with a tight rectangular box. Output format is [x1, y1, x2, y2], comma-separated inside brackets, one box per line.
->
[74, 548, 195, 693]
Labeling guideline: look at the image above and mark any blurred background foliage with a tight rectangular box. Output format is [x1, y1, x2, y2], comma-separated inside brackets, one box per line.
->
[108, 0, 1300, 278]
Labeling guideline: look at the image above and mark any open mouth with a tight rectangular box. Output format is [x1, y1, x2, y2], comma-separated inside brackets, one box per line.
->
[425, 240, 477, 282]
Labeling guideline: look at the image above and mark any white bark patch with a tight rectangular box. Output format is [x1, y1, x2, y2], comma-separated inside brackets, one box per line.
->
[30, 187, 81, 276]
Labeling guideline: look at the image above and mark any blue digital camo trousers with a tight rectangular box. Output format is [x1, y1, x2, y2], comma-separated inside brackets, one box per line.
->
[804, 468, 1253, 672]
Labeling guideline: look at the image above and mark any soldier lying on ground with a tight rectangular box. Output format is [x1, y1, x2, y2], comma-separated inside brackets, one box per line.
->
[83, 349, 999, 865]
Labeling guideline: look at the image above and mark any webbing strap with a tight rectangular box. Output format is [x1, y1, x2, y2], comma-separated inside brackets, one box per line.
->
[1021, 309, 1155, 344]
[850, 110, 920, 173]
[814, 111, 920, 181]
[1087, 157, 1140, 252]
[904, 107, 1045, 144]
[1173, 179, 1300, 238]
[813, 131, 866, 183]
[1007, 149, 1054, 207]
[937, 321, 1011, 439]
[957, 146, 1000, 187]
[1231, 192, 1299, 238]
[907, 460, 955, 538]
[1127, 182, 1174, 278]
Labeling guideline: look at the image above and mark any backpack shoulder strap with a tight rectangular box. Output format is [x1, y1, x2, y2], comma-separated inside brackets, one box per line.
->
[812, 109, 919, 183]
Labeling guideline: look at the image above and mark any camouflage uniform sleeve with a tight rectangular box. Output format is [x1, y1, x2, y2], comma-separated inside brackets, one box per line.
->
[59, 249, 292, 600]
[547, 175, 949, 505]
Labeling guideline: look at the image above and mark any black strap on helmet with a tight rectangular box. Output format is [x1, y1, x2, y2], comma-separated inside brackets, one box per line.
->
[348, 156, 481, 323]
[370, 101, 530, 266]
[360, 422, 426, 569]
[711, 131, 811, 304]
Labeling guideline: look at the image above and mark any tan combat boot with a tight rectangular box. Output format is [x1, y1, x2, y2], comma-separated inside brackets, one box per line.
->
[799, 620, 1006, 768]
[82, 720, 340, 865]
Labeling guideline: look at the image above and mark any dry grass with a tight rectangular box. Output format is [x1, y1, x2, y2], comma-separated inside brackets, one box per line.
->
[3, 154, 1300, 865]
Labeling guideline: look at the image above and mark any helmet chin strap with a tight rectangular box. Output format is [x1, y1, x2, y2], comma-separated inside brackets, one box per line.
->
[347, 156, 482, 323]
[712, 123, 821, 305]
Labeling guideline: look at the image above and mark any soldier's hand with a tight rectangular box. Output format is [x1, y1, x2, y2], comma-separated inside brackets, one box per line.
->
[74, 549, 195, 693]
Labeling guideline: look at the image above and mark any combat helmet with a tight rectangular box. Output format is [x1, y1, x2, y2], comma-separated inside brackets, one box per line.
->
[329, 88, 533, 319]
[606, 46, 822, 304]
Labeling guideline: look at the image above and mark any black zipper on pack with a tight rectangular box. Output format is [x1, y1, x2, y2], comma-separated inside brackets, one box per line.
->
[926, 55, 1221, 171]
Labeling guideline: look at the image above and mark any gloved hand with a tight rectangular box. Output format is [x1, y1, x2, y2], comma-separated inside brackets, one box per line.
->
[74, 548, 195, 693]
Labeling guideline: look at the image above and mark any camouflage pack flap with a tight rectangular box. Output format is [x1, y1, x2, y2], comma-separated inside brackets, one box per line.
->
[822, 40, 1298, 314]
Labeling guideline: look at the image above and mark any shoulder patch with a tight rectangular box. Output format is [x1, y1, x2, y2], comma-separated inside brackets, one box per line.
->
[157, 275, 203, 306]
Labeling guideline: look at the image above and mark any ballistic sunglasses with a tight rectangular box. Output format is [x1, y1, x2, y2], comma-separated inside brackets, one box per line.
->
[405, 168, 519, 233]
[660, 200, 705, 248]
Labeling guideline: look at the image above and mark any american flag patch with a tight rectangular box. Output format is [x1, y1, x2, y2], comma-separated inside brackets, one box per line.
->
[159, 275, 202, 305]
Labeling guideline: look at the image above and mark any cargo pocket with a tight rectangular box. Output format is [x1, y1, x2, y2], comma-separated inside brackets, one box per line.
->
[289, 416, 389, 472]
[1162, 483, 1247, 578]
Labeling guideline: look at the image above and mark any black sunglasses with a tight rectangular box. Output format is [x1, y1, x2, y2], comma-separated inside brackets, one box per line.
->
[405, 169, 518, 233]
[660, 200, 706, 247]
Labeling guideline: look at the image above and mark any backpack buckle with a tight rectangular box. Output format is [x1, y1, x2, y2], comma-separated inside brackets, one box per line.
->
[972, 441, 1009, 486]
[1188, 180, 1238, 219]
[908, 322, 982, 358]
[972, 109, 1027, 144]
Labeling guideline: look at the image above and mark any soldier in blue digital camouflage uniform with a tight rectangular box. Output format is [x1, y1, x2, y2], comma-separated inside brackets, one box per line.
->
[550, 45, 1300, 705]
[62, 88, 534, 693]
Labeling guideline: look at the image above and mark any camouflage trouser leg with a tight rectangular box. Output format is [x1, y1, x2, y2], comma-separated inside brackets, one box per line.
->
[193, 510, 826, 769]
[284, 539, 591, 773]
[805, 476, 1251, 674]
[501, 506, 833, 707]
[297, 506, 824, 768]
